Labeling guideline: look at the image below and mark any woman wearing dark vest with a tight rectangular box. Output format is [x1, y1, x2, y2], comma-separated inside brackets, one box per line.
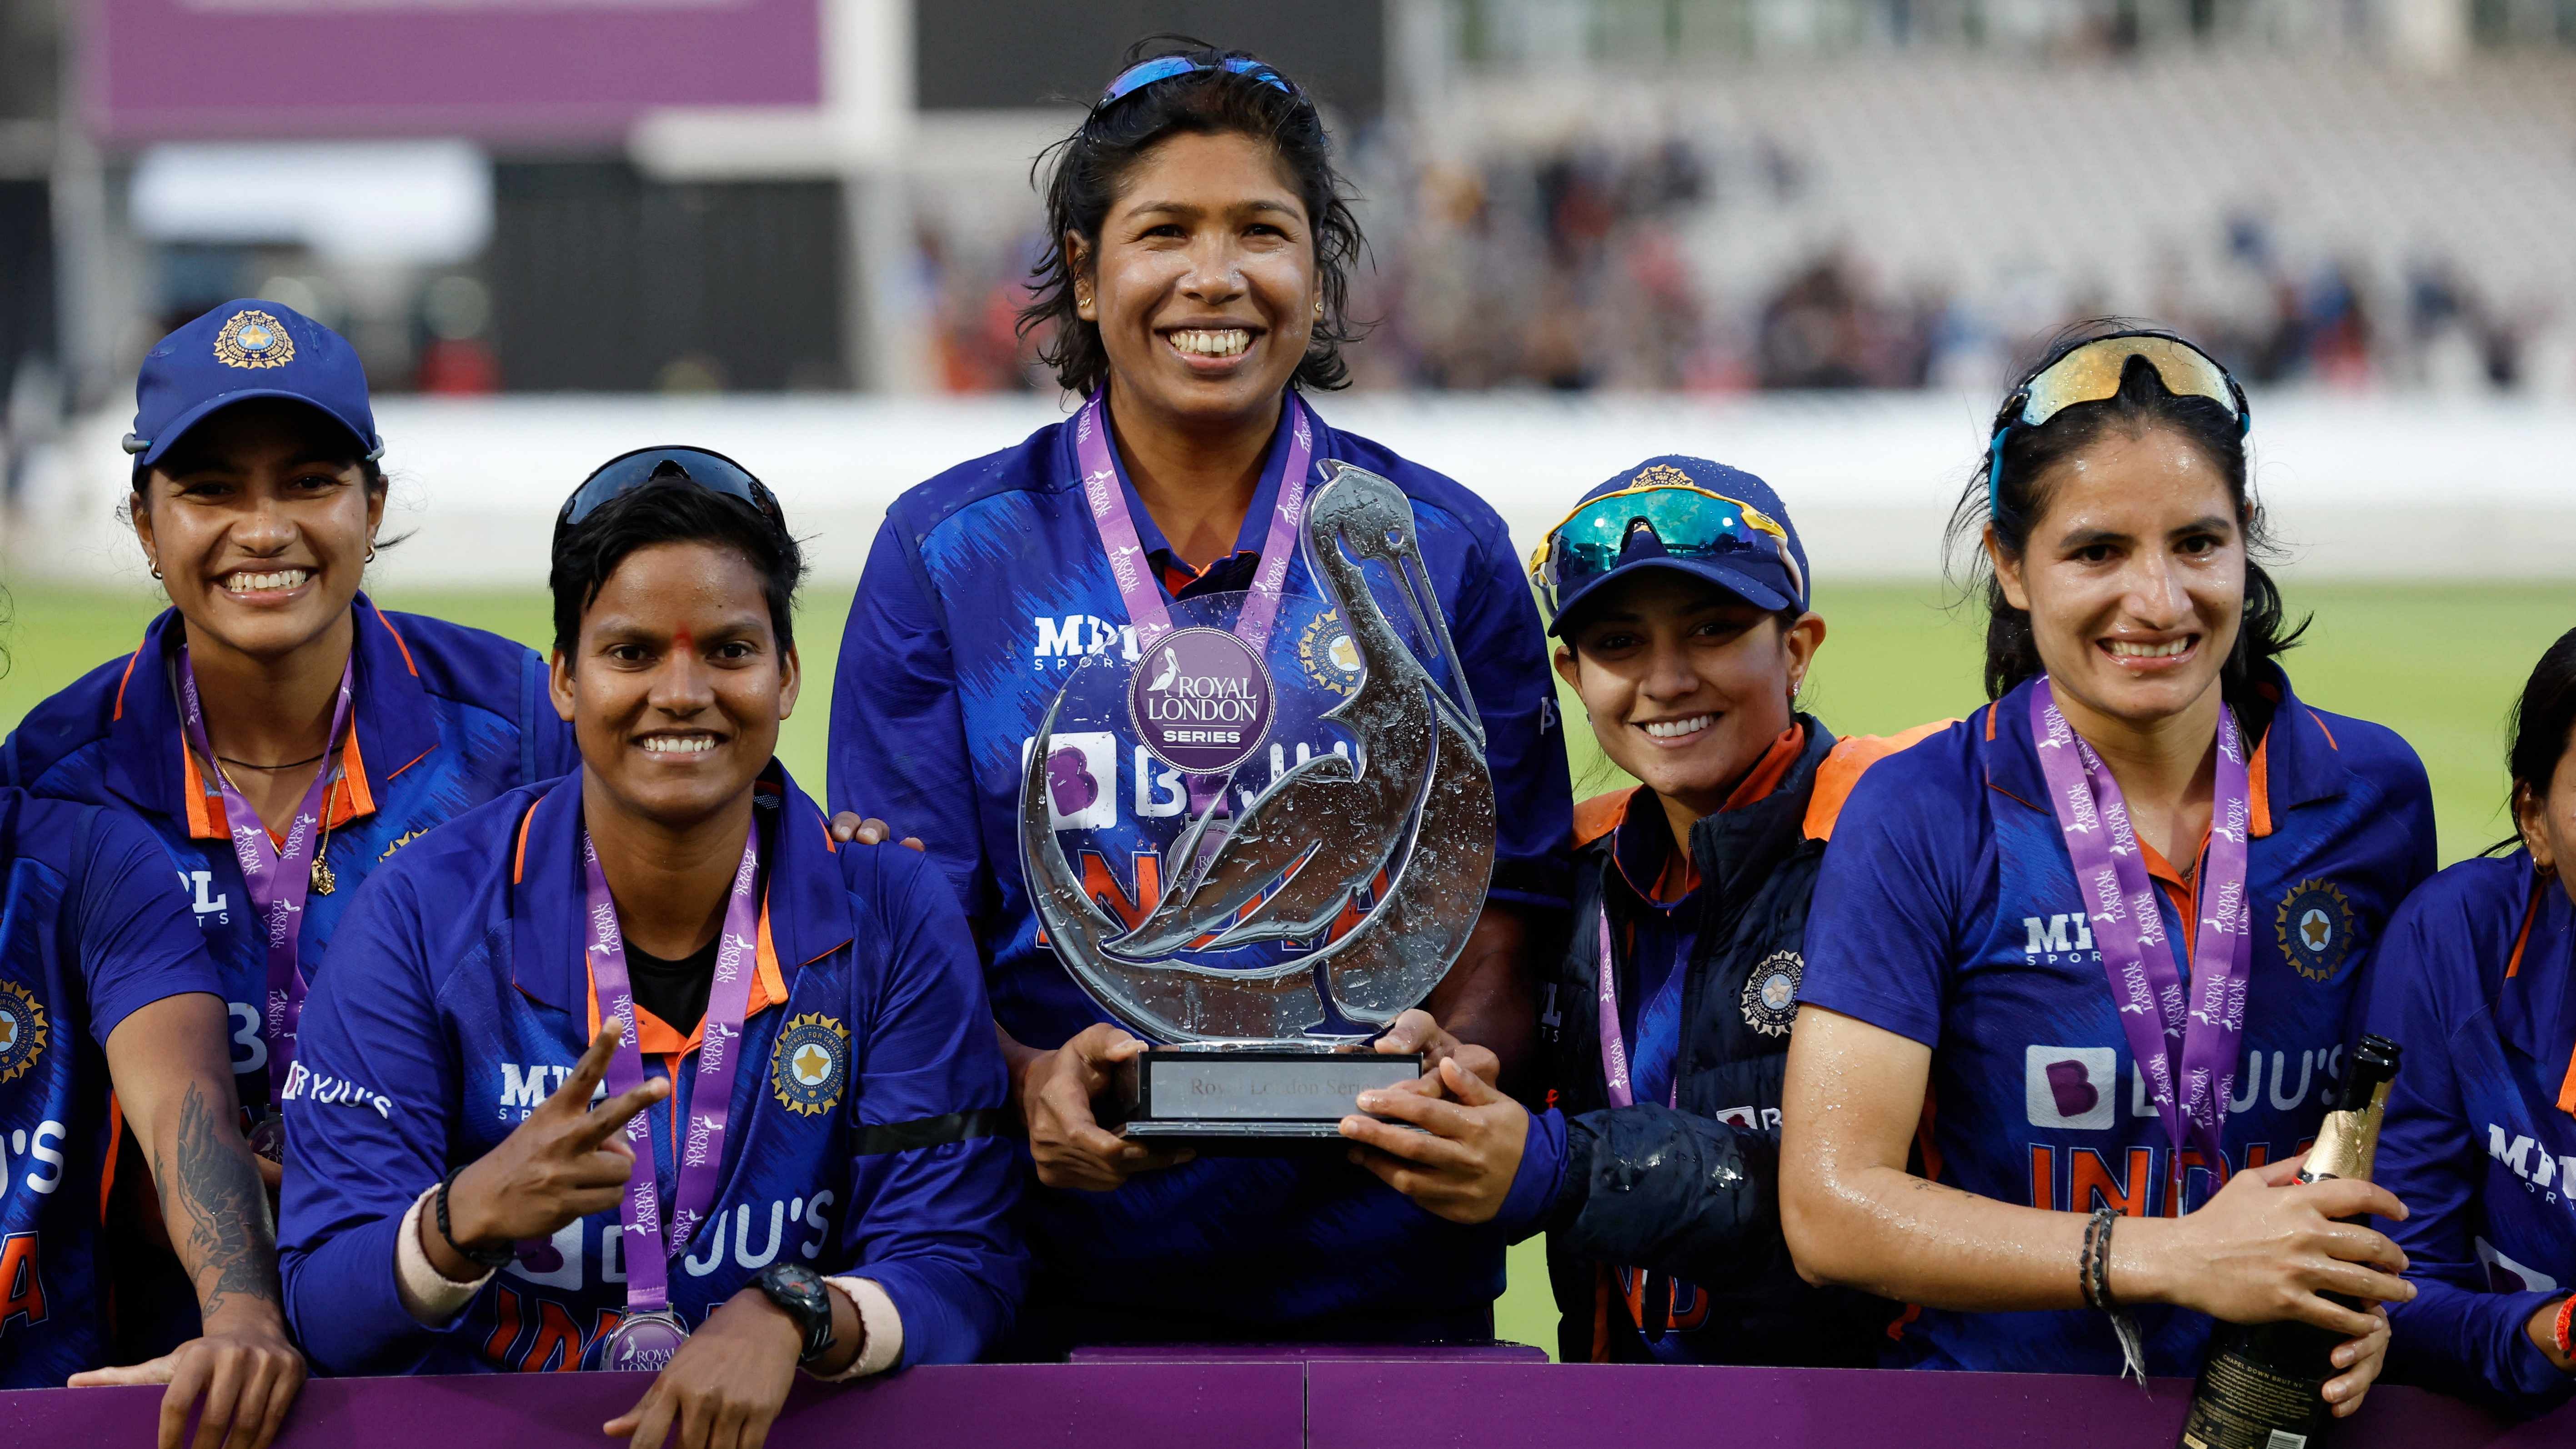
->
[2369, 628, 2576, 1417]
[1, 301, 575, 1356]
[1343, 456, 1902, 1365]
[829, 41, 1571, 1347]
[1780, 326, 2435, 1417]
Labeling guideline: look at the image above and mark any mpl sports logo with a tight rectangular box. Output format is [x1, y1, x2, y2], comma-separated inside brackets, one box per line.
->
[1031, 615, 1140, 667]
[2488, 1124, 2576, 1209]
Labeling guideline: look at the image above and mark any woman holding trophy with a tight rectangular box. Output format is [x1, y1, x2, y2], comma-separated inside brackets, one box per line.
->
[829, 40, 1571, 1349]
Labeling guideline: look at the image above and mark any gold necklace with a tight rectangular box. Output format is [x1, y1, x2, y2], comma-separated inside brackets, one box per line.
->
[209, 754, 344, 895]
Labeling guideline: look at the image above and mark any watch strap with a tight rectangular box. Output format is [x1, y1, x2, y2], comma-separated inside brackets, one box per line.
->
[435, 1164, 516, 1269]
[760, 1263, 836, 1363]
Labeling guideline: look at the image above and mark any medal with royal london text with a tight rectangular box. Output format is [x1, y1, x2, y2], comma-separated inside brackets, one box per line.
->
[1017, 395, 1496, 1149]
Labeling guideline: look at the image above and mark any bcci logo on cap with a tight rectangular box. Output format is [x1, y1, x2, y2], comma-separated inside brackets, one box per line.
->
[212, 310, 296, 370]
[2276, 878, 2357, 982]
[769, 1013, 849, 1116]
[0, 980, 44, 1086]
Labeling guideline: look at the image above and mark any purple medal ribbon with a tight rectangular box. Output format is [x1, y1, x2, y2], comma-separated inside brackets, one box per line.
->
[1595, 915, 1677, 1110]
[2028, 680, 2253, 1169]
[176, 646, 354, 1099]
[1073, 391, 1317, 815]
[581, 802, 763, 1321]
[1074, 389, 1315, 653]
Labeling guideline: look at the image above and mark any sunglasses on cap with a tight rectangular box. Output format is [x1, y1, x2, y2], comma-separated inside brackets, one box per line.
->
[1988, 331, 2248, 517]
[1530, 482, 1804, 617]
[1097, 54, 1298, 111]
[556, 446, 784, 532]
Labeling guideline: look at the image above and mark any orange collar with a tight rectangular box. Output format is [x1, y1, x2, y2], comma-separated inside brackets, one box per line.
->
[180, 728, 377, 846]
[583, 904, 791, 1055]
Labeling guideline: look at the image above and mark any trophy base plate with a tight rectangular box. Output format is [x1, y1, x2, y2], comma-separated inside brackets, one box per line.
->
[1105, 1045, 1425, 1156]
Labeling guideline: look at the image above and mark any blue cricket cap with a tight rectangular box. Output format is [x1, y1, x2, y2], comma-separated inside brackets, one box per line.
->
[124, 300, 381, 471]
[1542, 455, 1811, 636]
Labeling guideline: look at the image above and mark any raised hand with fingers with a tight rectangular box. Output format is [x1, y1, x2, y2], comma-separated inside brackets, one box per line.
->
[420, 1027, 670, 1281]
[1008, 1022, 1193, 1192]
[1341, 1055, 1529, 1224]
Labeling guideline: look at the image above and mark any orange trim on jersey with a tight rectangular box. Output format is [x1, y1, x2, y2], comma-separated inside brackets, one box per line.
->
[1983, 704, 1998, 742]
[582, 902, 791, 1052]
[512, 802, 539, 884]
[1804, 720, 1955, 842]
[373, 607, 422, 678]
[1572, 791, 1630, 852]
[100, 1094, 125, 1225]
[180, 730, 376, 843]
[1590, 1265, 1613, 1364]
[1723, 724, 1806, 811]
[2136, 836, 2198, 934]
[2306, 709, 2338, 751]
[2506, 880, 2546, 980]
[111, 644, 147, 722]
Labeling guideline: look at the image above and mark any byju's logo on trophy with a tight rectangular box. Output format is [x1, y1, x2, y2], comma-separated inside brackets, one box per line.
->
[1019, 464, 1497, 1147]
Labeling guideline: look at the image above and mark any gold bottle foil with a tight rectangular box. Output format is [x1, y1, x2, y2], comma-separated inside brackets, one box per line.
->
[2301, 1074, 2394, 1184]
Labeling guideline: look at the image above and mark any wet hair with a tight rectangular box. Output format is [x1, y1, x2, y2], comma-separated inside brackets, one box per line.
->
[2497, 626, 2576, 854]
[1944, 319, 2304, 705]
[548, 482, 804, 656]
[1020, 35, 1364, 399]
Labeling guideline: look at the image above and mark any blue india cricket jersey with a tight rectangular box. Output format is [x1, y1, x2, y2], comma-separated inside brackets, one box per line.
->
[1, 595, 577, 1114]
[0, 790, 223, 1388]
[830, 395, 1572, 1330]
[1799, 670, 2435, 1375]
[2368, 852, 2576, 1418]
[276, 763, 1024, 1376]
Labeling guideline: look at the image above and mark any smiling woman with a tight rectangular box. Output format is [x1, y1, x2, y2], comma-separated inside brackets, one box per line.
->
[827, 37, 1574, 1354]
[275, 461, 1023, 1442]
[1776, 325, 2441, 1413]
[0, 300, 576, 1364]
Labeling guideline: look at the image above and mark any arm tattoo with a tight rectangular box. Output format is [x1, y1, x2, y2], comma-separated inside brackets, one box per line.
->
[154, 1083, 281, 1319]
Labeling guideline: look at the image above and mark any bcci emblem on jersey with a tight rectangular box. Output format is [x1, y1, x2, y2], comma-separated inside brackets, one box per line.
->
[1740, 951, 1802, 1037]
[0, 980, 45, 1086]
[769, 1012, 850, 1116]
[2277, 878, 2357, 982]
[212, 309, 296, 370]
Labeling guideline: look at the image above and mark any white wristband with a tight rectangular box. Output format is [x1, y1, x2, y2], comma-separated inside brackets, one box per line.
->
[808, 1277, 904, 1381]
[394, 1186, 492, 1325]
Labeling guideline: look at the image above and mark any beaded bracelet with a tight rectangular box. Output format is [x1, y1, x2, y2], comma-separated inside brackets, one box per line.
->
[2554, 1292, 2575, 1362]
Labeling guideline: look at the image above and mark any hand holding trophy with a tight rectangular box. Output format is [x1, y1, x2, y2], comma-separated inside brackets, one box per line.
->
[1019, 461, 1498, 1151]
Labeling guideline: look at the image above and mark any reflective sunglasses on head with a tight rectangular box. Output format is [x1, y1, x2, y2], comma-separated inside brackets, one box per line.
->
[1097, 54, 1297, 111]
[1531, 482, 1804, 616]
[1988, 331, 2248, 517]
[557, 446, 783, 532]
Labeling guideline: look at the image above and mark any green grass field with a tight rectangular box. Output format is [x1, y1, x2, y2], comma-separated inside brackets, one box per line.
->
[2, 580, 2565, 1354]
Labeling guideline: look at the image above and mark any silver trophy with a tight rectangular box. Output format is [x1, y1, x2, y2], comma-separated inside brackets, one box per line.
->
[1018, 463, 1497, 1147]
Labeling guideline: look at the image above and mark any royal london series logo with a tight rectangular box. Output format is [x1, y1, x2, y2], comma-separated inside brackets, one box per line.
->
[1296, 610, 1365, 697]
[769, 1012, 850, 1116]
[0, 981, 46, 1086]
[1740, 950, 1803, 1037]
[212, 310, 295, 370]
[2277, 878, 2357, 982]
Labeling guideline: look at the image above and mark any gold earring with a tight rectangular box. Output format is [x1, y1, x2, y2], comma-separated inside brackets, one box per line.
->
[1313, 299, 1324, 318]
[149, 565, 163, 581]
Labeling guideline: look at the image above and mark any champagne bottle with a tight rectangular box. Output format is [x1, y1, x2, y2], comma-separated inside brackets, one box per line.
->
[2177, 1034, 2402, 1449]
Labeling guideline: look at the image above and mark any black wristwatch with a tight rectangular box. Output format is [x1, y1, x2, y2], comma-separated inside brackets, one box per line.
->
[754, 1262, 837, 1365]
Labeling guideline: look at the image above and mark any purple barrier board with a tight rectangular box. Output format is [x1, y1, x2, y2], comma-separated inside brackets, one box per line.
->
[2, 1359, 2570, 1447]
[82, 0, 822, 144]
